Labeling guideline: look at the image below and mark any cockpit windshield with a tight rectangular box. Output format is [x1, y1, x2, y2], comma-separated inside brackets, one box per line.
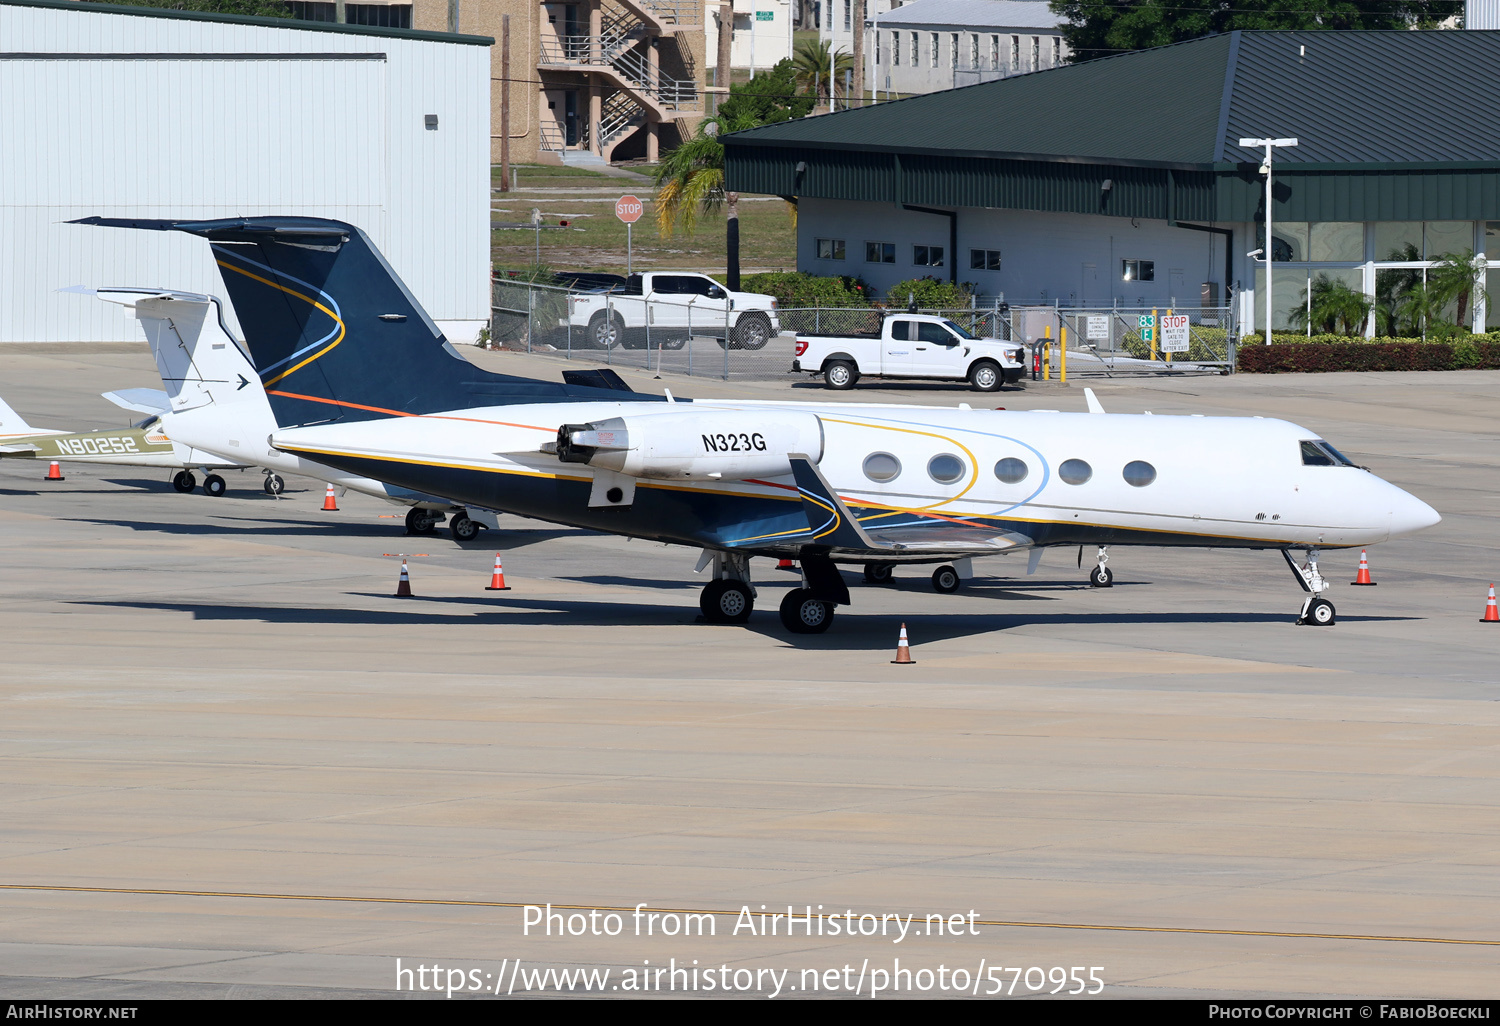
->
[1300, 439, 1358, 467]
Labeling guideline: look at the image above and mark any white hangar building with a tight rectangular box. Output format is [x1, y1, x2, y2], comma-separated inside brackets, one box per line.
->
[0, 0, 492, 343]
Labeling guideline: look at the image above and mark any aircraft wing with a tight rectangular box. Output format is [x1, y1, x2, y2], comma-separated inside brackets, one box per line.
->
[787, 455, 1032, 556]
[101, 388, 171, 415]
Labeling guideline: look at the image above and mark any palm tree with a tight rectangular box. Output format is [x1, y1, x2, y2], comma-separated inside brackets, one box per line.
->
[1425, 249, 1487, 334]
[1290, 274, 1373, 335]
[791, 39, 853, 105]
[652, 111, 764, 288]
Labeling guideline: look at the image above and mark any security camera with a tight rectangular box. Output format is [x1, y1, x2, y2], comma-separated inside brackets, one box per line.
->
[1258, 161, 1270, 176]
[1246, 248, 1264, 259]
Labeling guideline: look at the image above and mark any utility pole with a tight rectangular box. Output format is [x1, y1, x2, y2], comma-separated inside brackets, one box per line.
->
[500, 15, 511, 193]
[448, 0, 459, 32]
[851, 0, 865, 106]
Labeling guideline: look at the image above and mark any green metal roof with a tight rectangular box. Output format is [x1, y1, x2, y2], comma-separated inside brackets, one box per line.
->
[724, 29, 1500, 223]
[0, 0, 494, 46]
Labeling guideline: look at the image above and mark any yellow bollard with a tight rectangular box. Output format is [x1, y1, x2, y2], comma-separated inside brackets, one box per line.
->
[1043, 325, 1051, 380]
[1149, 307, 1158, 362]
[1060, 324, 1068, 383]
[1165, 308, 1173, 366]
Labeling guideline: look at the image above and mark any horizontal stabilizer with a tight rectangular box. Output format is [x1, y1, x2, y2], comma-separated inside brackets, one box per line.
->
[101, 388, 171, 415]
[0, 394, 35, 433]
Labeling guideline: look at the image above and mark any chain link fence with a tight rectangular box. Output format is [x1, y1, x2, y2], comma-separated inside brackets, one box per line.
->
[491, 278, 1235, 383]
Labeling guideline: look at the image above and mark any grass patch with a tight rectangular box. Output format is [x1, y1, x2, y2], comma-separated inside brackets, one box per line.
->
[493, 196, 798, 276]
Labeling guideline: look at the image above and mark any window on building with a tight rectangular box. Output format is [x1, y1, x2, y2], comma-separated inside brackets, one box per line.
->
[1122, 259, 1154, 282]
[931, 33, 940, 68]
[817, 238, 846, 260]
[343, 3, 412, 27]
[951, 33, 959, 68]
[286, 1, 337, 21]
[1011, 35, 1020, 70]
[969, 34, 978, 68]
[866, 241, 896, 264]
[890, 30, 899, 65]
[844, 0, 850, 31]
[910, 32, 918, 67]
[1052, 36, 1061, 66]
[970, 249, 1001, 271]
[914, 245, 945, 267]
[1031, 36, 1040, 72]
[990, 35, 999, 70]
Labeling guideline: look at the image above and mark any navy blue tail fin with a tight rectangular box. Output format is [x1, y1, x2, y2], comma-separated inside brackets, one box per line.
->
[73, 217, 657, 426]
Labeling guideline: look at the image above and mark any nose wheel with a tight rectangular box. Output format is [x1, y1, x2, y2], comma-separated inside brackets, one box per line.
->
[1284, 548, 1337, 626]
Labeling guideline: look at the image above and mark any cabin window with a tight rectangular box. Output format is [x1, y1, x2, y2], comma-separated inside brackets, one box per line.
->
[1059, 459, 1092, 484]
[928, 454, 965, 483]
[1122, 460, 1156, 486]
[863, 452, 902, 482]
[994, 457, 1028, 483]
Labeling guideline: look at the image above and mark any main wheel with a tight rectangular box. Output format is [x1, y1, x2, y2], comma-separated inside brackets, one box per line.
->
[1088, 565, 1114, 588]
[1305, 597, 1336, 626]
[450, 514, 481, 542]
[263, 474, 285, 495]
[405, 506, 439, 534]
[863, 563, 894, 585]
[172, 470, 196, 493]
[931, 565, 961, 593]
[968, 360, 1002, 392]
[779, 588, 834, 634]
[700, 579, 754, 624]
[202, 474, 227, 497]
[824, 360, 858, 390]
[732, 312, 773, 351]
[587, 310, 624, 350]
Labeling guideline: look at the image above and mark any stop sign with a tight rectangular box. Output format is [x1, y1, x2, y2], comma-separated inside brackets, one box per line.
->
[615, 195, 644, 223]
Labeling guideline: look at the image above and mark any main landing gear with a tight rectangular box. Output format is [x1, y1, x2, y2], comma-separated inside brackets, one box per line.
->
[696, 551, 849, 634]
[202, 474, 227, 497]
[450, 509, 482, 542]
[1284, 548, 1337, 626]
[404, 506, 445, 535]
[171, 470, 196, 493]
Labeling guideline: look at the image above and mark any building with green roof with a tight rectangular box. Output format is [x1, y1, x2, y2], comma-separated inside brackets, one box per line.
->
[724, 29, 1500, 333]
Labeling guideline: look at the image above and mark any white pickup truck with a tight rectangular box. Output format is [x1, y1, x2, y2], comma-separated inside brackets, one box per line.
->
[563, 272, 781, 351]
[792, 314, 1027, 391]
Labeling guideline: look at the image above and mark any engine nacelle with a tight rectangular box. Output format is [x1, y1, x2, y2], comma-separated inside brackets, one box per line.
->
[555, 410, 824, 481]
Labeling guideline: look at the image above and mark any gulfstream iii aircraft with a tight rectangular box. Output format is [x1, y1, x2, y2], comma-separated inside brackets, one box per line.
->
[78, 217, 1441, 634]
[68, 285, 501, 539]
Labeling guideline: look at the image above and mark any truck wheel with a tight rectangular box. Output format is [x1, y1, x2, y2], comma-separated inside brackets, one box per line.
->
[732, 313, 773, 351]
[588, 311, 623, 350]
[824, 360, 858, 390]
[968, 360, 1002, 392]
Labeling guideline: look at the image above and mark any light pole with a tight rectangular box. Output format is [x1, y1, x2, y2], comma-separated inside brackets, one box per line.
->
[1239, 136, 1297, 344]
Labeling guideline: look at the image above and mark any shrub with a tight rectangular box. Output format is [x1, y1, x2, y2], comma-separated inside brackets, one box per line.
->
[739, 272, 869, 307]
[882, 276, 975, 310]
[1236, 341, 1500, 373]
[1120, 327, 1229, 362]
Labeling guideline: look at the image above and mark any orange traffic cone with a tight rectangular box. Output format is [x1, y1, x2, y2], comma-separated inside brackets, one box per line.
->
[891, 623, 915, 664]
[395, 559, 413, 598]
[44, 460, 64, 481]
[1483, 584, 1499, 623]
[776, 558, 796, 572]
[485, 553, 511, 591]
[1350, 549, 1377, 586]
[322, 484, 338, 511]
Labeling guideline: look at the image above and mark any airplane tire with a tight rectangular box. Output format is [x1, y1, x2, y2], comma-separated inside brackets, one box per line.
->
[1088, 565, 1114, 588]
[202, 474, 227, 497]
[700, 579, 753, 624]
[263, 474, 285, 495]
[450, 514, 481, 542]
[863, 563, 894, 585]
[931, 565, 961, 593]
[780, 588, 834, 634]
[405, 507, 439, 534]
[1304, 597, 1336, 626]
[172, 471, 196, 493]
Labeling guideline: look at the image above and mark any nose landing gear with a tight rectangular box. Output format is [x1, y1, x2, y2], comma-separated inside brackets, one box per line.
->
[1087, 546, 1113, 587]
[1284, 548, 1336, 626]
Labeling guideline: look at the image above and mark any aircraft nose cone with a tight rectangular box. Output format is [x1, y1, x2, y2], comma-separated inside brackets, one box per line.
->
[1389, 489, 1441, 539]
